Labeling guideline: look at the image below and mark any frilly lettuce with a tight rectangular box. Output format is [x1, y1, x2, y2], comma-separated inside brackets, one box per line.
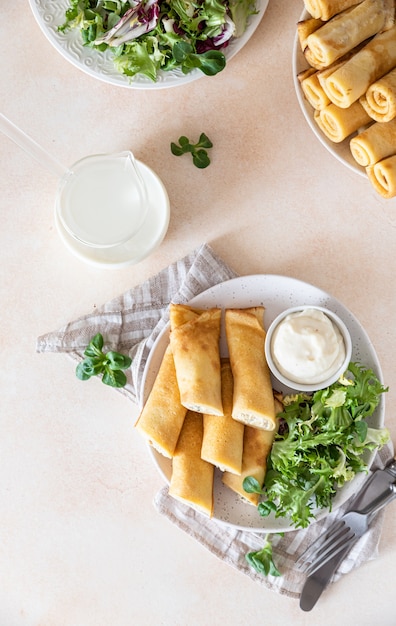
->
[244, 362, 389, 529]
[59, 0, 257, 81]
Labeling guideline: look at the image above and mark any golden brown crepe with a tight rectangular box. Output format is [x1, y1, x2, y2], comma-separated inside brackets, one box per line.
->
[297, 17, 324, 52]
[169, 302, 203, 327]
[201, 359, 245, 475]
[302, 50, 364, 109]
[322, 25, 396, 108]
[360, 67, 396, 122]
[304, 0, 364, 21]
[350, 117, 396, 166]
[169, 303, 223, 416]
[134, 345, 187, 458]
[367, 155, 396, 197]
[314, 101, 372, 142]
[169, 411, 214, 516]
[300, 70, 332, 110]
[222, 424, 276, 506]
[225, 307, 276, 431]
[305, 0, 395, 70]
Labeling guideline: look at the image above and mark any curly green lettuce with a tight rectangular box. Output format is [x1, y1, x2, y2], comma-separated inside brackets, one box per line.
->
[59, 0, 256, 81]
[244, 362, 389, 530]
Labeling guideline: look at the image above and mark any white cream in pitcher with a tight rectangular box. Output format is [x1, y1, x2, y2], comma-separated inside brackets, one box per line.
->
[270, 308, 346, 385]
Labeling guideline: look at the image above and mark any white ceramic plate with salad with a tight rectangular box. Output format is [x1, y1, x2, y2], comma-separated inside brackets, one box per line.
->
[141, 274, 386, 532]
[29, 0, 269, 89]
[292, 9, 366, 178]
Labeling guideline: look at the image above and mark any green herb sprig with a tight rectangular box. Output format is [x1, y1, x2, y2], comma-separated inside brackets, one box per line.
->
[243, 363, 389, 532]
[171, 133, 213, 168]
[245, 534, 281, 577]
[76, 333, 132, 388]
[172, 42, 226, 77]
[242, 362, 389, 577]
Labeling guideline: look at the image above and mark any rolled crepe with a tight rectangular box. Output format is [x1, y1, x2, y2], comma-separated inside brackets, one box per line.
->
[169, 411, 214, 517]
[367, 155, 396, 197]
[314, 101, 372, 141]
[298, 66, 317, 83]
[350, 117, 396, 165]
[300, 70, 332, 110]
[297, 17, 324, 52]
[134, 345, 187, 458]
[222, 424, 276, 506]
[304, 0, 364, 21]
[305, 0, 395, 69]
[201, 359, 244, 475]
[225, 307, 276, 431]
[302, 51, 362, 109]
[322, 25, 396, 108]
[169, 303, 223, 416]
[360, 67, 396, 122]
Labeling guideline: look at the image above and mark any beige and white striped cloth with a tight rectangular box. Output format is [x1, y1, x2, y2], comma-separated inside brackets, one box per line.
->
[154, 442, 394, 598]
[36, 242, 394, 600]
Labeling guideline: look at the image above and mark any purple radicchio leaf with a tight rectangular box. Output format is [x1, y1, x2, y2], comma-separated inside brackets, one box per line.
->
[196, 15, 235, 52]
[94, 0, 160, 46]
[213, 16, 235, 46]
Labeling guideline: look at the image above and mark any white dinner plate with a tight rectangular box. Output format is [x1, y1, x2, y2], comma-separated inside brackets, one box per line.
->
[292, 9, 366, 178]
[141, 274, 385, 532]
[29, 0, 269, 89]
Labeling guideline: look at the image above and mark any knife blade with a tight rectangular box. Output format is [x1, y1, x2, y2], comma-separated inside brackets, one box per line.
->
[299, 540, 354, 612]
[299, 459, 396, 611]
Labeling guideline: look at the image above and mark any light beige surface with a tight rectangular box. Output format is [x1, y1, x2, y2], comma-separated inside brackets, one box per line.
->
[1, 1, 396, 625]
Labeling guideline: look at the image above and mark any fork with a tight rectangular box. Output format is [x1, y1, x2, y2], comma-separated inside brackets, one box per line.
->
[296, 482, 396, 576]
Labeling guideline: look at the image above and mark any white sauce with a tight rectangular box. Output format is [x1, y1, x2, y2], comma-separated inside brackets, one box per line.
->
[271, 308, 346, 384]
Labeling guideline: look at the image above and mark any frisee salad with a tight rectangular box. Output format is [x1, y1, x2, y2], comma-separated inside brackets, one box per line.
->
[59, 0, 258, 82]
[244, 362, 390, 530]
[244, 362, 390, 577]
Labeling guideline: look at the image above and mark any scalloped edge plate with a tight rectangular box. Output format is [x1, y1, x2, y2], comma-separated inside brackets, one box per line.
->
[29, 0, 269, 89]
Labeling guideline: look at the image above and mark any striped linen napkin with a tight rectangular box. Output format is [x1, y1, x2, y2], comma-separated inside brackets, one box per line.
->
[154, 441, 394, 599]
[36, 242, 394, 599]
[36, 243, 238, 405]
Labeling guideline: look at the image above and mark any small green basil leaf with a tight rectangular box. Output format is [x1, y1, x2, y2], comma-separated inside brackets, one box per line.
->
[198, 51, 226, 76]
[192, 149, 210, 169]
[106, 351, 132, 370]
[243, 476, 264, 494]
[76, 361, 95, 380]
[245, 551, 268, 575]
[257, 500, 277, 518]
[245, 539, 281, 578]
[91, 333, 104, 350]
[181, 55, 201, 73]
[171, 142, 185, 156]
[172, 41, 192, 63]
[198, 133, 213, 149]
[102, 368, 128, 388]
[178, 136, 191, 148]
[84, 333, 104, 357]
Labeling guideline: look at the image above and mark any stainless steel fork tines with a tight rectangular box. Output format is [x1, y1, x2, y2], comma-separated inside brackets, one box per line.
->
[296, 482, 396, 576]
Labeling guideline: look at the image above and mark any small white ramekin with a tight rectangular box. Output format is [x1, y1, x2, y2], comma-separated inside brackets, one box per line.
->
[265, 305, 352, 392]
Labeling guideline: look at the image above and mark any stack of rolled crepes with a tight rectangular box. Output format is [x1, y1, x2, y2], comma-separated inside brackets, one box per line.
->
[298, 0, 396, 197]
[135, 304, 281, 517]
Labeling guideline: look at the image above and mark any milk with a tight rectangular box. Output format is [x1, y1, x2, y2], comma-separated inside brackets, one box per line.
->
[56, 152, 147, 248]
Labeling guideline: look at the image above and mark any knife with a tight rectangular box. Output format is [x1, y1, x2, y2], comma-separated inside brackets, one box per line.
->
[299, 541, 353, 612]
[299, 459, 396, 612]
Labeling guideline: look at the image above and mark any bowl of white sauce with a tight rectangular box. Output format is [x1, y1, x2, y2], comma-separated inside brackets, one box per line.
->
[265, 306, 352, 392]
